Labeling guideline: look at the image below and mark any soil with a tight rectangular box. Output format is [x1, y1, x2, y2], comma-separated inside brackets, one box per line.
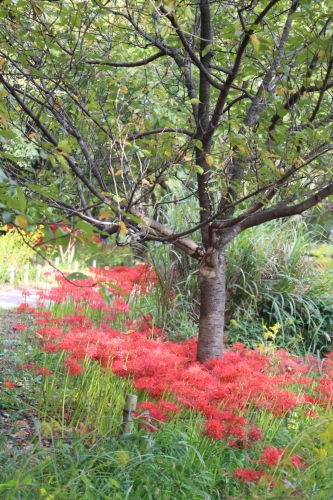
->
[0, 307, 44, 450]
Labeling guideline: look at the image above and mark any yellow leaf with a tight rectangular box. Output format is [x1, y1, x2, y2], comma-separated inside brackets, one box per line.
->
[102, 192, 112, 196]
[115, 169, 123, 176]
[15, 215, 28, 230]
[165, 150, 172, 157]
[16, 106, 22, 111]
[121, 86, 128, 93]
[119, 220, 127, 235]
[0, 57, 5, 68]
[250, 34, 260, 53]
[100, 211, 114, 219]
[236, 144, 247, 153]
[142, 178, 153, 187]
[0, 114, 7, 128]
[184, 155, 192, 161]
[318, 50, 325, 57]
[275, 87, 285, 96]
[86, 39, 94, 46]
[205, 154, 213, 166]
[54, 97, 62, 110]
[125, 329, 135, 335]
[28, 132, 37, 138]
[189, 98, 201, 104]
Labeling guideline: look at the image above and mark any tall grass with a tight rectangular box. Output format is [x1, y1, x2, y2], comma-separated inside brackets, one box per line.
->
[136, 193, 200, 338]
[226, 218, 333, 353]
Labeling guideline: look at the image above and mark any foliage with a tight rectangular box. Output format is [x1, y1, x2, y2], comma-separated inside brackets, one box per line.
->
[225, 219, 333, 353]
[1, 0, 333, 361]
[0, 229, 38, 283]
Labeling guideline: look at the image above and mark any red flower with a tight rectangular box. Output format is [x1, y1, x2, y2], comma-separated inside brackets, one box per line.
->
[4, 380, 15, 389]
[64, 358, 84, 376]
[205, 420, 224, 440]
[137, 401, 168, 422]
[21, 363, 36, 370]
[157, 401, 180, 414]
[36, 367, 52, 377]
[233, 467, 265, 482]
[247, 426, 262, 442]
[260, 446, 284, 467]
[13, 323, 26, 331]
[291, 454, 306, 468]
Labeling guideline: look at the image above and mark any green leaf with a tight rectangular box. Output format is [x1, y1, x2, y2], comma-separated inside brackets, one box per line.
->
[1, 210, 15, 224]
[99, 284, 113, 306]
[76, 219, 94, 235]
[122, 211, 147, 226]
[26, 183, 57, 198]
[0, 129, 16, 139]
[201, 44, 212, 57]
[194, 165, 204, 174]
[16, 186, 26, 213]
[0, 150, 20, 162]
[66, 272, 89, 280]
[57, 140, 72, 153]
[55, 228, 71, 246]
[102, 281, 127, 295]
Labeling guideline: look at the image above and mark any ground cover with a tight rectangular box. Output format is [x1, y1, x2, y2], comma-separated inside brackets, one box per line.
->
[1, 265, 333, 499]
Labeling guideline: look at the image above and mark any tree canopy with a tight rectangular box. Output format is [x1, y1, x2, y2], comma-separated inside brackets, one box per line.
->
[0, 0, 333, 361]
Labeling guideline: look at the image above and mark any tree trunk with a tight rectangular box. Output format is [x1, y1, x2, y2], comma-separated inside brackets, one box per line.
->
[197, 246, 226, 363]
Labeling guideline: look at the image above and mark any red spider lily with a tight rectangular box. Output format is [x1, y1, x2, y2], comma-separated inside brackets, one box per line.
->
[64, 357, 84, 376]
[13, 323, 26, 331]
[17, 304, 35, 314]
[36, 367, 52, 376]
[21, 363, 37, 371]
[260, 447, 307, 469]
[4, 380, 15, 389]
[233, 467, 265, 482]
[260, 446, 284, 467]
[137, 402, 168, 422]
[290, 454, 306, 468]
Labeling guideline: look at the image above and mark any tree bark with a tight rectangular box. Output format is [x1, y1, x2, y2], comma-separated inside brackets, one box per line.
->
[197, 246, 226, 362]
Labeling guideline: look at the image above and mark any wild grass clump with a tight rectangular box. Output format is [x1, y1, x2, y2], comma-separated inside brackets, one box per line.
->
[226, 218, 333, 354]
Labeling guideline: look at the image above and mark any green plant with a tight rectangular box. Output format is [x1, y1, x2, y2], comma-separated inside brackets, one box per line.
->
[225, 219, 333, 354]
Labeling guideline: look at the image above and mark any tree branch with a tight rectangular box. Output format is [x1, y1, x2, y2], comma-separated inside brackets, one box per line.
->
[86, 50, 166, 67]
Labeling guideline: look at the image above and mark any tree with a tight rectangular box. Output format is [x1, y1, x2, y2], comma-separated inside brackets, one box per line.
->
[0, 0, 333, 362]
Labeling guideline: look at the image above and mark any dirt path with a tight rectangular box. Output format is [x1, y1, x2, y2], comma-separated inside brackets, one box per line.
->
[0, 289, 41, 308]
